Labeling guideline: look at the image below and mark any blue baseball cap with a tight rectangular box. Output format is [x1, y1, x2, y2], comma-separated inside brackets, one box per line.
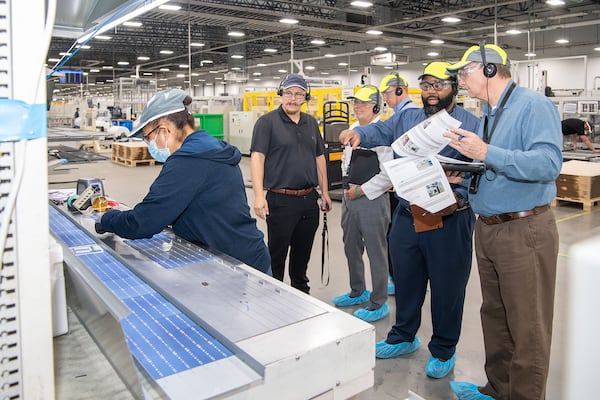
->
[281, 74, 308, 91]
[129, 88, 188, 138]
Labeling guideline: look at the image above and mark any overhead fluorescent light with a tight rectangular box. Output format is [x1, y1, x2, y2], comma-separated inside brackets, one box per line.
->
[325, 53, 336, 58]
[190, 42, 205, 47]
[123, 21, 142, 27]
[441, 16, 461, 23]
[256, 63, 267, 67]
[137, 56, 150, 61]
[427, 51, 439, 57]
[338, 62, 348, 66]
[351, 1, 373, 7]
[278, 69, 287, 73]
[179, 64, 189, 68]
[430, 39, 444, 44]
[117, 61, 129, 65]
[545, 0, 565, 5]
[555, 38, 569, 44]
[595, 47, 600, 51]
[311, 39, 325, 45]
[228, 31, 245, 37]
[201, 60, 213, 64]
[366, 30, 383, 35]
[280, 18, 299, 24]
[160, 50, 174, 54]
[305, 65, 316, 70]
[264, 48, 278, 53]
[95, 35, 112, 40]
[159, 4, 182, 11]
[231, 55, 244, 59]
[524, 52, 537, 57]
[506, 29, 521, 35]
[78, 0, 170, 43]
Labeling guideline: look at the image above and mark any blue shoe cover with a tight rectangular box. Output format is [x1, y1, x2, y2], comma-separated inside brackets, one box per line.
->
[387, 275, 395, 296]
[353, 303, 389, 322]
[375, 336, 420, 358]
[449, 382, 495, 400]
[332, 290, 370, 307]
[425, 353, 456, 378]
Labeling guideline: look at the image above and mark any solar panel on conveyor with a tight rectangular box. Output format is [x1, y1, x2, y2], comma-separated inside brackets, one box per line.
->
[49, 206, 232, 380]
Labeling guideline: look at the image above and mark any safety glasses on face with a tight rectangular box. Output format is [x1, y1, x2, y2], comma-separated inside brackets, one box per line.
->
[459, 63, 483, 80]
[142, 125, 162, 144]
[351, 100, 375, 107]
[419, 80, 453, 92]
[282, 90, 306, 100]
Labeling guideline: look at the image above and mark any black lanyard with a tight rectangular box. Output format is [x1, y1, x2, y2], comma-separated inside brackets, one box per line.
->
[483, 82, 517, 144]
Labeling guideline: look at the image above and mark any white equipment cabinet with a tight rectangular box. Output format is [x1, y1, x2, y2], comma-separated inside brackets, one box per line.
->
[229, 111, 263, 155]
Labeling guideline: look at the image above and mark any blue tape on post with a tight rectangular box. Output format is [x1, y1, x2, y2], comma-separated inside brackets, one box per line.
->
[0, 100, 47, 142]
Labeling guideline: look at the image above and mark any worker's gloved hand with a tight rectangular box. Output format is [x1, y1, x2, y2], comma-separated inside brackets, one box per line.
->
[89, 213, 107, 234]
[95, 223, 107, 235]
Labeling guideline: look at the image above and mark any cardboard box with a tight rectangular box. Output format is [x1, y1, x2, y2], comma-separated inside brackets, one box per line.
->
[556, 160, 600, 200]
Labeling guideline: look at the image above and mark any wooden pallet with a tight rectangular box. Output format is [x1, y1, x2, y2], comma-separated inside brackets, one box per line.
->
[111, 155, 156, 167]
[552, 196, 600, 212]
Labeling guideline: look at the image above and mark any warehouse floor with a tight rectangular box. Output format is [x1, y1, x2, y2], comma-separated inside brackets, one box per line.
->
[49, 149, 600, 400]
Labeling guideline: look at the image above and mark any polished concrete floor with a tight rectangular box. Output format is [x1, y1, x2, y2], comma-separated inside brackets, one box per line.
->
[49, 149, 600, 400]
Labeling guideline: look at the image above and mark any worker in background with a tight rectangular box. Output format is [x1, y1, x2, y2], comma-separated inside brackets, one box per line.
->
[561, 118, 599, 152]
[376, 72, 419, 296]
[331, 85, 392, 322]
[340, 62, 480, 379]
[250, 74, 332, 294]
[73, 107, 81, 128]
[445, 44, 562, 400]
[94, 88, 271, 275]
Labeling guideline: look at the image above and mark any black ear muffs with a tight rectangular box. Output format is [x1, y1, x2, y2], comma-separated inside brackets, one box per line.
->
[480, 41, 497, 78]
[392, 72, 404, 96]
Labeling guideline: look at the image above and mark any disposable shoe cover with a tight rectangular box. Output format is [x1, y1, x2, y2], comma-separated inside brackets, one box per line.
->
[425, 353, 456, 378]
[332, 290, 370, 307]
[353, 302, 389, 322]
[449, 382, 495, 400]
[375, 336, 421, 358]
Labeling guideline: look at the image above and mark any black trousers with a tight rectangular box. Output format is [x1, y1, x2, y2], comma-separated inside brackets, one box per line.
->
[266, 190, 320, 294]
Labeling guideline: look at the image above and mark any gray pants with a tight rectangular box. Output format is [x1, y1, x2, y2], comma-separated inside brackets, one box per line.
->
[341, 194, 391, 309]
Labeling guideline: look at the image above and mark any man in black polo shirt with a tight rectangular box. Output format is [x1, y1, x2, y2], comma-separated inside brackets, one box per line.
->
[250, 74, 332, 294]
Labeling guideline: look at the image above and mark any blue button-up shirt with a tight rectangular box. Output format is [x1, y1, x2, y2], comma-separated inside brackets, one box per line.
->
[469, 81, 562, 217]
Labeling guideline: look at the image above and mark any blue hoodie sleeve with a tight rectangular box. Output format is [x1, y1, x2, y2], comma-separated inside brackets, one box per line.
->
[99, 157, 202, 239]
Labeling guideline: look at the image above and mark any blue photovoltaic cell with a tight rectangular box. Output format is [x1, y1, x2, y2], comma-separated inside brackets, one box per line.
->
[49, 206, 233, 379]
[124, 233, 212, 269]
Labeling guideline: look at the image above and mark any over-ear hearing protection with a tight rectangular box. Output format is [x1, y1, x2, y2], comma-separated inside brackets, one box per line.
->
[362, 84, 382, 114]
[277, 75, 311, 101]
[479, 41, 497, 78]
[393, 72, 404, 96]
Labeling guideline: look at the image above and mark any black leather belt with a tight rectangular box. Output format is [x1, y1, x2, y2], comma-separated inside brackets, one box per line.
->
[269, 188, 314, 196]
[479, 204, 550, 225]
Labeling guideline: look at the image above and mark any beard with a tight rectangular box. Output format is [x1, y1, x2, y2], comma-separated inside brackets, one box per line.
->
[423, 92, 454, 115]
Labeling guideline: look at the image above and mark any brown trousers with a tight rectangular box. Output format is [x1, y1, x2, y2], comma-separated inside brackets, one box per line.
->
[475, 209, 559, 400]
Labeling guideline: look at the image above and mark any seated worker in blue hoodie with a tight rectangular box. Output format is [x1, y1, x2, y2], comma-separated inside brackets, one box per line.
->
[95, 89, 271, 275]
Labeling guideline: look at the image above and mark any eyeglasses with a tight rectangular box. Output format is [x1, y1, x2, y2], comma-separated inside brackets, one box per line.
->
[381, 89, 394, 97]
[142, 125, 162, 143]
[282, 91, 306, 100]
[419, 80, 453, 91]
[459, 63, 483, 80]
[351, 100, 374, 107]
